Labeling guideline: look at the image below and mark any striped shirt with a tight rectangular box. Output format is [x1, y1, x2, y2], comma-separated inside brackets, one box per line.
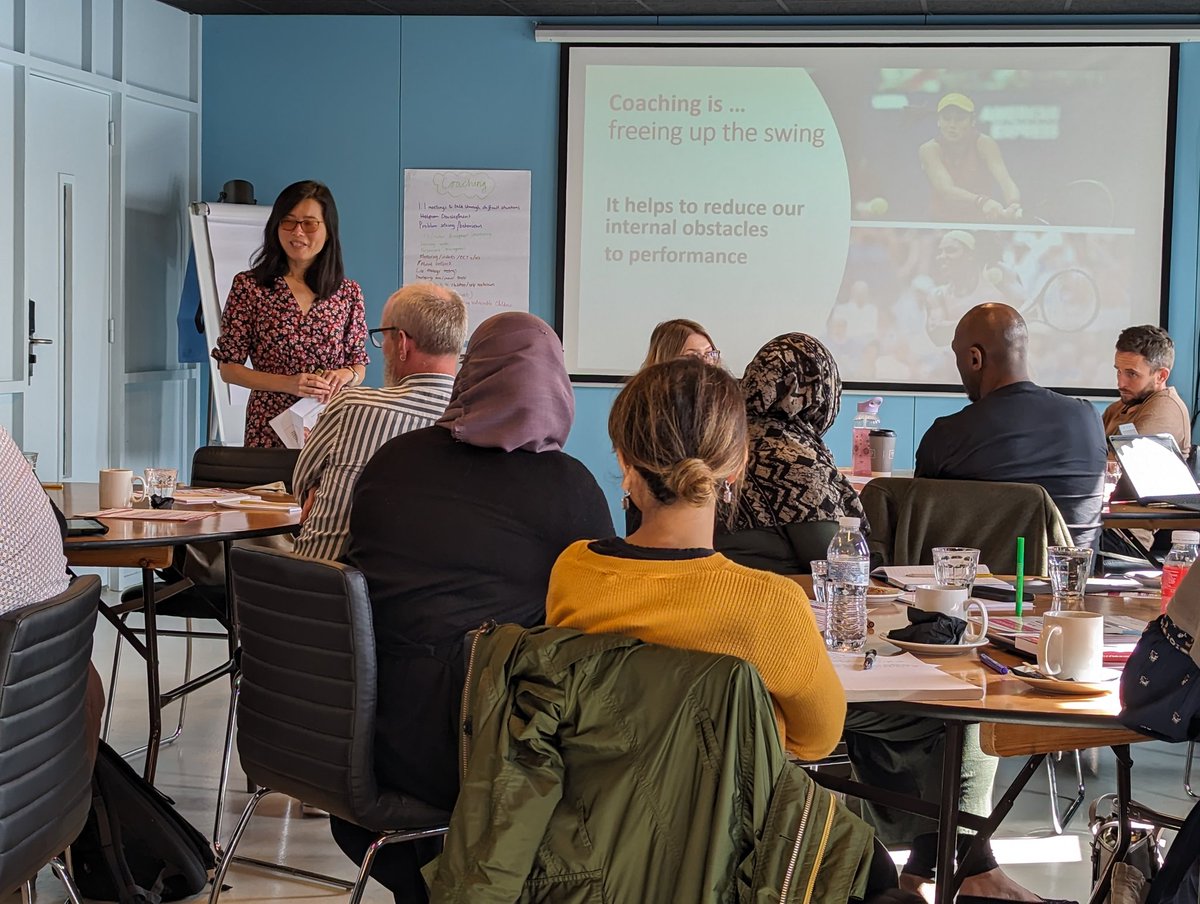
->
[0, 426, 69, 614]
[292, 373, 455, 561]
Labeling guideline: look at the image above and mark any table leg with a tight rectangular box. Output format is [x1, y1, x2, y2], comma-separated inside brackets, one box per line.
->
[933, 720, 965, 904]
[141, 566, 162, 784]
[1088, 745, 1133, 904]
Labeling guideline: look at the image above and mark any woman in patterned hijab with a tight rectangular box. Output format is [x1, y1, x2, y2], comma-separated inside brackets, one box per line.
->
[732, 332, 867, 533]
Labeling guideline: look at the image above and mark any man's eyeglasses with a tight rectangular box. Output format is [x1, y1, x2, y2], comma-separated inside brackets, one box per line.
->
[369, 327, 402, 348]
[279, 217, 324, 234]
[685, 348, 722, 365]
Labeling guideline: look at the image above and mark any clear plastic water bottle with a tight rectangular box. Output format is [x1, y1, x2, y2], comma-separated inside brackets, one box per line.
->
[827, 516, 870, 651]
[852, 398, 882, 477]
[1160, 530, 1199, 612]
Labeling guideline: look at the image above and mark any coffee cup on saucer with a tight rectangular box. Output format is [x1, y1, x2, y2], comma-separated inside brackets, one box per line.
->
[1038, 610, 1103, 682]
[913, 584, 990, 642]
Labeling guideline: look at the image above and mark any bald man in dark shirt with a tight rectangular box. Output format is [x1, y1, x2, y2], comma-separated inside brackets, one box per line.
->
[916, 303, 1107, 548]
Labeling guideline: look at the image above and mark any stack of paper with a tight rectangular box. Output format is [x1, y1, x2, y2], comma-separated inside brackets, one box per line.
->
[174, 488, 254, 505]
[830, 651, 984, 702]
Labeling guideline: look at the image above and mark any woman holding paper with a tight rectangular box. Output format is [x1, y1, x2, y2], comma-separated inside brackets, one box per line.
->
[211, 180, 368, 447]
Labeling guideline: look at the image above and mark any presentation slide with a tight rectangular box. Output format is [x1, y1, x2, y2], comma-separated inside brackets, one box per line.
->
[560, 45, 1172, 389]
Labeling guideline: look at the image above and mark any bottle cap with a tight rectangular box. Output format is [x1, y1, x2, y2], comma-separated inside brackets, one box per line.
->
[856, 397, 882, 415]
[1172, 530, 1200, 544]
[838, 516, 861, 530]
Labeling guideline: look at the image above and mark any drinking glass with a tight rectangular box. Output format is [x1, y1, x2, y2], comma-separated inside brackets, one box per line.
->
[145, 467, 178, 509]
[1048, 546, 1094, 611]
[932, 547, 981, 594]
[1103, 461, 1122, 505]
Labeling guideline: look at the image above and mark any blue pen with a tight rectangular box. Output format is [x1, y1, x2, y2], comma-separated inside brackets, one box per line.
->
[979, 652, 1009, 675]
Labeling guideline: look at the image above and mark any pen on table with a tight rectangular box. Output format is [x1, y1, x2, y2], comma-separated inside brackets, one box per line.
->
[862, 649, 877, 671]
[1014, 536, 1025, 619]
[978, 652, 1009, 675]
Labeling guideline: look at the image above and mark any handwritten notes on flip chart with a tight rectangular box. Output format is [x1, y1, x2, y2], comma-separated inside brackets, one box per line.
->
[402, 170, 532, 335]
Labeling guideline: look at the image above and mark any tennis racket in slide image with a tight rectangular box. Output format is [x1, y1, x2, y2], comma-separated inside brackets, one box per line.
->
[1021, 267, 1100, 332]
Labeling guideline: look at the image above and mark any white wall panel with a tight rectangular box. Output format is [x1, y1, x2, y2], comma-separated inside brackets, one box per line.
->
[0, 0, 16, 51]
[124, 97, 192, 373]
[92, 0, 118, 79]
[123, 379, 191, 474]
[124, 0, 193, 100]
[0, 393, 16, 437]
[0, 63, 16, 384]
[27, 0, 85, 69]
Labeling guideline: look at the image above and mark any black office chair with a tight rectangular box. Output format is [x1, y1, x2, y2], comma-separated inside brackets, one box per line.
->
[210, 548, 449, 904]
[105, 445, 301, 754]
[0, 575, 100, 903]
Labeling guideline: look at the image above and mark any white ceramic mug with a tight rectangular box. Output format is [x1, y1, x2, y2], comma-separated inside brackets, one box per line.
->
[99, 468, 146, 509]
[1038, 610, 1104, 681]
[913, 584, 990, 642]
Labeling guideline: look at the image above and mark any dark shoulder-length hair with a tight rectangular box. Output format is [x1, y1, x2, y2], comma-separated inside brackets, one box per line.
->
[249, 180, 345, 300]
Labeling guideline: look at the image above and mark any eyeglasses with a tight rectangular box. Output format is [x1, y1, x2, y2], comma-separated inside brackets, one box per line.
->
[279, 217, 324, 234]
[369, 327, 402, 348]
[685, 348, 722, 365]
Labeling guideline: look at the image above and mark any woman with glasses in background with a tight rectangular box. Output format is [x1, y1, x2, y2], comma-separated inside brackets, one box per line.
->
[640, 318, 721, 369]
[625, 319, 723, 535]
[211, 180, 369, 447]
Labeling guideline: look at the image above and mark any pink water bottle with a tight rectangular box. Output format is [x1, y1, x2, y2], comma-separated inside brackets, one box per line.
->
[852, 398, 882, 477]
[1161, 530, 1198, 612]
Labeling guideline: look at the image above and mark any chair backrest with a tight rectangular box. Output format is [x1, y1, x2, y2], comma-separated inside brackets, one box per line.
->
[859, 477, 1073, 574]
[191, 445, 301, 492]
[0, 576, 100, 897]
[229, 548, 447, 832]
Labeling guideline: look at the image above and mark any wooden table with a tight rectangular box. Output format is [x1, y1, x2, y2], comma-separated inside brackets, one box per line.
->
[1103, 501, 1200, 532]
[54, 483, 300, 782]
[802, 578, 1158, 904]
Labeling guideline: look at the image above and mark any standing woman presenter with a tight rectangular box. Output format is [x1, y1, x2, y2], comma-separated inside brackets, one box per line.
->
[211, 180, 369, 447]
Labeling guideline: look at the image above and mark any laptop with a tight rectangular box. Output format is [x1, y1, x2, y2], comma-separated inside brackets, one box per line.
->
[1109, 433, 1200, 510]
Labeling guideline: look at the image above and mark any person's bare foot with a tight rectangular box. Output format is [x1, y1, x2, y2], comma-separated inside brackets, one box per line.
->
[958, 866, 1044, 902]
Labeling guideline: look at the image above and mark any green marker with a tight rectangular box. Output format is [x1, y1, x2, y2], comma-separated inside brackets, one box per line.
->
[1014, 536, 1026, 619]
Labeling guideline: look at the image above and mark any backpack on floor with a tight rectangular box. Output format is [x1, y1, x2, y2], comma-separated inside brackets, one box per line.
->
[71, 740, 215, 903]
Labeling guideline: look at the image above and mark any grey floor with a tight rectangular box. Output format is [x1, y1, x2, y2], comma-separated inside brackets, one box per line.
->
[20, 603, 1199, 903]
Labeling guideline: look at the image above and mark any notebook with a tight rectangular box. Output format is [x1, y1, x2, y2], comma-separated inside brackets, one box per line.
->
[1109, 434, 1200, 509]
[830, 651, 984, 702]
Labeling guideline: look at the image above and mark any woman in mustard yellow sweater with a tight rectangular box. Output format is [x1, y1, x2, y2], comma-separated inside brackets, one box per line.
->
[545, 356, 845, 762]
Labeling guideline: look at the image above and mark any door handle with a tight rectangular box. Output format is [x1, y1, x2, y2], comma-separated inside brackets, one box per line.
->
[29, 337, 53, 345]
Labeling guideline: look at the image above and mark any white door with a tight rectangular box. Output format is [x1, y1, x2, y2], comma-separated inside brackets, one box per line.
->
[24, 75, 112, 481]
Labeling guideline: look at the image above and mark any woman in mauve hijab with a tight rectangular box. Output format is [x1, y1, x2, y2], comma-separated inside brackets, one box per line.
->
[332, 312, 613, 904]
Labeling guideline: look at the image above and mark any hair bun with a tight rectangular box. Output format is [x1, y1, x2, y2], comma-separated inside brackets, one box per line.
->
[665, 457, 718, 506]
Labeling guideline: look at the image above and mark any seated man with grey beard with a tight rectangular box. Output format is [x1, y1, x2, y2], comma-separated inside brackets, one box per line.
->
[292, 283, 467, 561]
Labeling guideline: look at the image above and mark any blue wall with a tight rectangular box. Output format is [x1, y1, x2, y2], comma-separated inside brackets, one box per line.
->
[202, 16, 1200, 527]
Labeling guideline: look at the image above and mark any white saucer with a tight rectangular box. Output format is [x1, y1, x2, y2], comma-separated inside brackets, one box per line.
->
[866, 587, 903, 605]
[881, 634, 989, 656]
[1010, 665, 1121, 696]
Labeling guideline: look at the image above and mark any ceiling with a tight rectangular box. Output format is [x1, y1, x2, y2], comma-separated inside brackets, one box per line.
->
[154, 0, 1200, 17]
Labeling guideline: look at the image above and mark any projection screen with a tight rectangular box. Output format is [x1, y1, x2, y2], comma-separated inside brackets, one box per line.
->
[559, 44, 1174, 390]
